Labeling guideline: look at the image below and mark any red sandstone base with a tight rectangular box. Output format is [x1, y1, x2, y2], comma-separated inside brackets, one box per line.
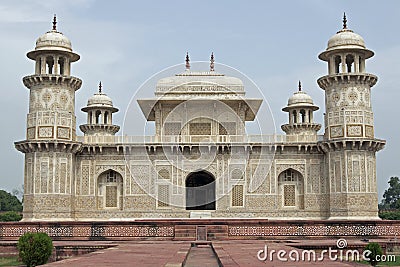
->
[0, 219, 399, 241]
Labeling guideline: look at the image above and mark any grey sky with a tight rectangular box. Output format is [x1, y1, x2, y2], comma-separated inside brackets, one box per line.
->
[1, 0, 399, 200]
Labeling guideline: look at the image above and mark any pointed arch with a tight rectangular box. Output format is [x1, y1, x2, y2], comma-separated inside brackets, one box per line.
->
[185, 170, 216, 210]
[96, 169, 123, 210]
[278, 168, 304, 209]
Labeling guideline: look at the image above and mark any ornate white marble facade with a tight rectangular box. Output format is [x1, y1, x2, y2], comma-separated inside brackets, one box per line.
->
[15, 15, 385, 221]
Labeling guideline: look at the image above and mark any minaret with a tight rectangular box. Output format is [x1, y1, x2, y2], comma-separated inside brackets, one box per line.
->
[15, 16, 82, 221]
[317, 14, 385, 219]
[80, 82, 120, 136]
[281, 81, 321, 141]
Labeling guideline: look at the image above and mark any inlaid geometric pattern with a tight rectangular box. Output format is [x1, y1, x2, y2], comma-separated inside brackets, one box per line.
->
[57, 126, 70, 139]
[0, 224, 174, 238]
[330, 125, 344, 138]
[228, 224, 400, 237]
[1, 223, 399, 239]
[347, 124, 363, 137]
[158, 169, 170, 180]
[40, 161, 49, 193]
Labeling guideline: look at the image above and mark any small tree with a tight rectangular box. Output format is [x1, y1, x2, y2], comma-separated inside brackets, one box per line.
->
[0, 211, 22, 221]
[17, 232, 53, 267]
[0, 189, 22, 212]
[365, 242, 383, 267]
[381, 176, 400, 210]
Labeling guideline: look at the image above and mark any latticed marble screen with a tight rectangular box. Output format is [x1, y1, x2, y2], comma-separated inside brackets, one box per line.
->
[105, 186, 118, 208]
[189, 123, 211, 135]
[163, 122, 181, 135]
[219, 122, 236, 135]
[232, 185, 244, 207]
[284, 185, 296, 206]
[157, 185, 170, 208]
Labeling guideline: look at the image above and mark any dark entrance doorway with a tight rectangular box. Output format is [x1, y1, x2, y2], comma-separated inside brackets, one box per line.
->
[186, 171, 216, 210]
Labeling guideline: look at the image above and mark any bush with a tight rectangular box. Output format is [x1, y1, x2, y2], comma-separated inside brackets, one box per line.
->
[17, 232, 53, 267]
[365, 242, 383, 266]
[379, 210, 400, 220]
[0, 211, 22, 221]
[0, 190, 22, 212]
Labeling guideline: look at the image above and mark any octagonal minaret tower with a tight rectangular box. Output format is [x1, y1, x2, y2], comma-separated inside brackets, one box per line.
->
[80, 82, 120, 136]
[15, 16, 82, 221]
[317, 14, 385, 220]
[281, 81, 321, 142]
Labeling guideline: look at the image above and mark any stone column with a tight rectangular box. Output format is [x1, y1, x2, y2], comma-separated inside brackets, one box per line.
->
[41, 57, 46, 74]
[341, 54, 346, 74]
[54, 55, 59, 75]
[304, 110, 309, 123]
[354, 54, 360, 73]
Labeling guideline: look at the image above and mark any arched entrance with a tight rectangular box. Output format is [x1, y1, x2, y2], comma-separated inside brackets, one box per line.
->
[186, 171, 216, 210]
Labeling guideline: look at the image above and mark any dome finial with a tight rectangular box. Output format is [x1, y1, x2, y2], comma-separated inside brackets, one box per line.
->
[99, 81, 102, 93]
[210, 52, 215, 71]
[52, 14, 57, 31]
[185, 52, 190, 70]
[342, 12, 347, 29]
[298, 80, 302, 91]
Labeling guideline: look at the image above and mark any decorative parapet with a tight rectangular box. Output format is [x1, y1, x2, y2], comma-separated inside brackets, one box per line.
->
[76, 134, 325, 145]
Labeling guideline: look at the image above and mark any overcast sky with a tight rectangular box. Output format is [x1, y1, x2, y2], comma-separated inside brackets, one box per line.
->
[0, 0, 399, 200]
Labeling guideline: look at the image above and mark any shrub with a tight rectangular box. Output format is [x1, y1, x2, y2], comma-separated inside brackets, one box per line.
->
[0, 190, 22, 212]
[379, 210, 400, 220]
[364, 242, 383, 266]
[0, 211, 22, 221]
[17, 232, 53, 267]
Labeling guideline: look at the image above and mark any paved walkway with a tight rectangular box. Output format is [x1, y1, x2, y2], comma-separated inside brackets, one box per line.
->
[35, 239, 376, 266]
[184, 244, 220, 267]
[43, 241, 190, 267]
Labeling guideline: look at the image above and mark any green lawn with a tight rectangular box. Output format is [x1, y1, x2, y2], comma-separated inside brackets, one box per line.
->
[0, 256, 22, 266]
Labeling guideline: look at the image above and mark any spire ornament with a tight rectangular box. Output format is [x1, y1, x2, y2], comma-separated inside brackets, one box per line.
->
[52, 14, 57, 31]
[185, 52, 190, 70]
[342, 12, 347, 29]
[298, 80, 302, 91]
[99, 81, 102, 93]
[210, 52, 215, 71]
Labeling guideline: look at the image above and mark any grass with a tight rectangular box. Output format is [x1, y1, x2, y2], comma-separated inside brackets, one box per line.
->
[0, 256, 22, 266]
